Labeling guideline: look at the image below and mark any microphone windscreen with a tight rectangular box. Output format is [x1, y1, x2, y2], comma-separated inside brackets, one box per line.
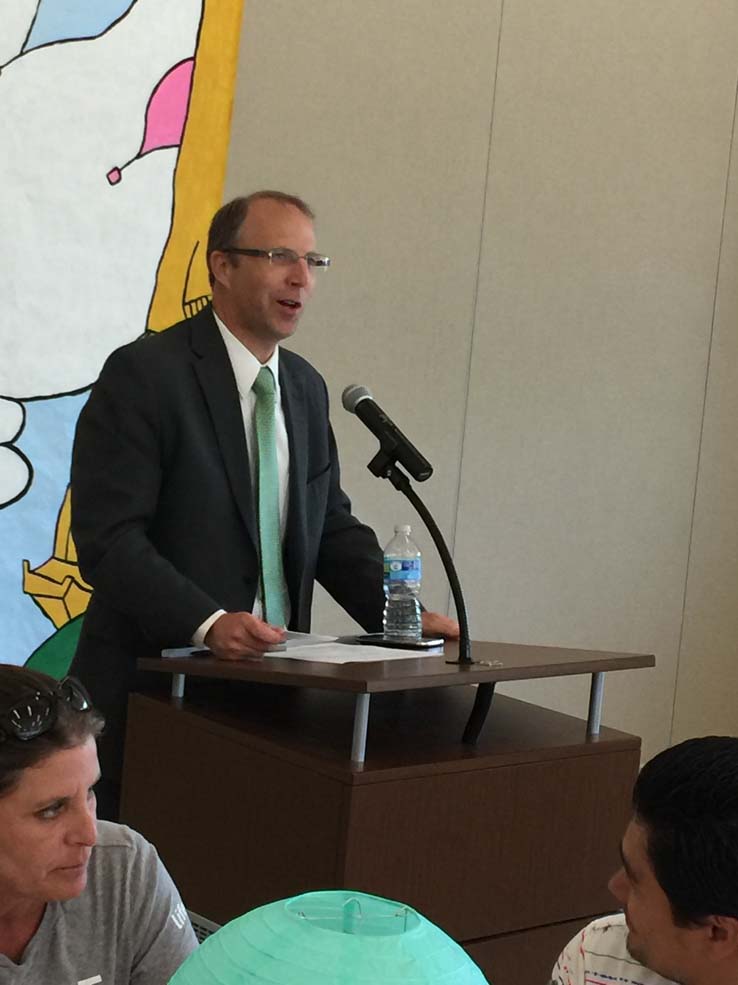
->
[342, 384, 372, 413]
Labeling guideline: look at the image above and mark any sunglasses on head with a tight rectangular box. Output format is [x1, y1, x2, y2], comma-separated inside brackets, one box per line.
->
[0, 677, 91, 743]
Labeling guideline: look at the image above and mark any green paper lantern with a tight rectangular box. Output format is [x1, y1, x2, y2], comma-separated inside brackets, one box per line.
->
[170, 890, 489, 984]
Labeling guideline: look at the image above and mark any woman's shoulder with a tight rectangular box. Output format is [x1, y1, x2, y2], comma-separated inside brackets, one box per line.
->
[90, 820, 158, 880]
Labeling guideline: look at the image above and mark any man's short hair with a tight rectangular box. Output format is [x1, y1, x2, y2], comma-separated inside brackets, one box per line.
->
[633, 735, 738, 926]
[206, 191, 315, 285]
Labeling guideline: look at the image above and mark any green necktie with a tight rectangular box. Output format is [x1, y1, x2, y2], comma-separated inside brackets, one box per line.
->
[252, 367, 286, 627]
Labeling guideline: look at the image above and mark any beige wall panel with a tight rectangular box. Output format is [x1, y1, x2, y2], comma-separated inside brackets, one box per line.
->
[225, 1, 502, 631]
[454, 2, 738, 757]
[672, 106, 738, 742]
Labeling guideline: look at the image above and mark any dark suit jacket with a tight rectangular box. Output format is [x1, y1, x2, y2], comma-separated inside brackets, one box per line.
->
[70, 306, 383, 795]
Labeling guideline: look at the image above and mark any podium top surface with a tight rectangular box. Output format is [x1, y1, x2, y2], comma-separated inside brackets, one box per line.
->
[138, 639, 654, 694]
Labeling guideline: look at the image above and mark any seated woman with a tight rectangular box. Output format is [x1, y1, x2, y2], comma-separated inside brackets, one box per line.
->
[0, 663, 197, 982]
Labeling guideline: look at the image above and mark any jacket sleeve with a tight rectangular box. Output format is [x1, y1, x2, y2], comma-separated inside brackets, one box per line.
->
[71, 344, 220, 645]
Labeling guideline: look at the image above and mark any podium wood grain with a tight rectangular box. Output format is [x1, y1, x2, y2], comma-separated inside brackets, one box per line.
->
[122, 680, 641, 984]
[139, 638, 653, 692]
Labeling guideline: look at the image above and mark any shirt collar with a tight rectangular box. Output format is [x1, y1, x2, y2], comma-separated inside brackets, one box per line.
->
[212, 309, 280, 398]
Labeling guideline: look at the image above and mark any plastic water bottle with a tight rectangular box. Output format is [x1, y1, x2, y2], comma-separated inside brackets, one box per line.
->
[383, 524, 422, 641]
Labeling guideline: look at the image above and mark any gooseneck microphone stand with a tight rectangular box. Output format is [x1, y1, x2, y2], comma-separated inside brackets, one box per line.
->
[365, 444, 495, 744]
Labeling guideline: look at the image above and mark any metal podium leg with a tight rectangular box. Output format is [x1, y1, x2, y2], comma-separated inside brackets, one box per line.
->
[172, 674, 185, 699]
[587, 672, 604, 736]
[351, 694, 371, 763]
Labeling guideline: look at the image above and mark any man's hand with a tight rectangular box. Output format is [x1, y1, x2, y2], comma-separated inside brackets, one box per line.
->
[204, 612, 286, 661]
[421, 610, 460, 640]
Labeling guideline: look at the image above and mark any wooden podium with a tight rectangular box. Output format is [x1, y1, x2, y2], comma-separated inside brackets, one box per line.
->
[122, 640, 653, 984]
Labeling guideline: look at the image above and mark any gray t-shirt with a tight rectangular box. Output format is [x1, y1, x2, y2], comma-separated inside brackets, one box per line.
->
[0, 821, 198, 984]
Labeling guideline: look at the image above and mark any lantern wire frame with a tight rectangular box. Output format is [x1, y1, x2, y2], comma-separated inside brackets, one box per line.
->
[170, 889, 489, 984]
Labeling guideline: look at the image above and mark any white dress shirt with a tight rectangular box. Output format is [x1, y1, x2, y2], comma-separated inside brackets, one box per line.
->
[193, 312, 291, 643]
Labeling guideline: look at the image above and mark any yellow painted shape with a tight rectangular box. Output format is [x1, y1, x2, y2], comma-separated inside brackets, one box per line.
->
[22, 487, 92, 629]
[64, 581, 92, 621]
[23, 3, 246, 632]
[147, 0, 246, 330]
[53, 486, 78, 561]
[22, 559, 92, 629]
[37, 598, 68, 628]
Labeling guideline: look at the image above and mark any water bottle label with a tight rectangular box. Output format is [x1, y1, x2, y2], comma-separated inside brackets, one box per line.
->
[384, 558, 422, 581]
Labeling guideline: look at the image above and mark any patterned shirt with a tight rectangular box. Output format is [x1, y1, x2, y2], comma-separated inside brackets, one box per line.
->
[551, 914, 675, 985]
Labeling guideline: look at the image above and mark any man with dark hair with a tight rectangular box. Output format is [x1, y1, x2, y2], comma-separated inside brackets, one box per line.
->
[551, 736, 738, 985]
[71, 191, 457, 817]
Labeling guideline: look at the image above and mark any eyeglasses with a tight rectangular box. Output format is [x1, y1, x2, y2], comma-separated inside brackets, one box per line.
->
[221, 247, 331, 269]
[0, 677, 91, 743]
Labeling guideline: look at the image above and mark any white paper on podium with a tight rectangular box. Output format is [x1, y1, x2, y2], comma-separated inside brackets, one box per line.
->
[161, 633, 427, 663]
[161, 631, 336, 658]
[283, 631, 337, 647]
[278, 642, 425, 664]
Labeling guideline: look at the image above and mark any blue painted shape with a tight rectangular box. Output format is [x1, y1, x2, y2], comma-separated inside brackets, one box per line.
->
[0, 391, 88, 666]
[24, 0, 136, 52]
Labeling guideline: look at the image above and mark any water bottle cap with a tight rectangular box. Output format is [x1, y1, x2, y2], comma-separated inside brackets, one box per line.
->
[394, 524, 412, 534]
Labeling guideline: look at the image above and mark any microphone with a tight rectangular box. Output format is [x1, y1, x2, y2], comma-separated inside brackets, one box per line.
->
[342, 384, 433, 482]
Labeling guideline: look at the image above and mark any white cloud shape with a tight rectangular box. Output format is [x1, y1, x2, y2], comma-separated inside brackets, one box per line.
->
[0, 0, 203, 399]
[0, 398, 30, 505]
[0, 0, 38, 66]
[0, 397, 24, 443]
[0, 446, 30, 506]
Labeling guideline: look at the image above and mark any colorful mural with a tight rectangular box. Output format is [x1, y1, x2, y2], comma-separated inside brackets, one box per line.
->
[0, 0, 245, 675]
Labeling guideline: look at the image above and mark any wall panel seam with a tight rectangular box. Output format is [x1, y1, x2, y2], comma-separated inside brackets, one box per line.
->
[669, 66, 738, 742]
[448, 0, 506, 615]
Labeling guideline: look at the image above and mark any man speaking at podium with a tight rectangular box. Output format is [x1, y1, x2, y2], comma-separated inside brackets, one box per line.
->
[70, 191, 457, 818]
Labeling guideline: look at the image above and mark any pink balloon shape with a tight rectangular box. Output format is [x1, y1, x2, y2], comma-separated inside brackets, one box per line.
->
[140, 58, 195, 156]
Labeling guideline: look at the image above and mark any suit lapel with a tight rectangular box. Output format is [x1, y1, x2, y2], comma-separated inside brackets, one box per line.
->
[190, 308, 258, 554]
[280, 355, 309, 606]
